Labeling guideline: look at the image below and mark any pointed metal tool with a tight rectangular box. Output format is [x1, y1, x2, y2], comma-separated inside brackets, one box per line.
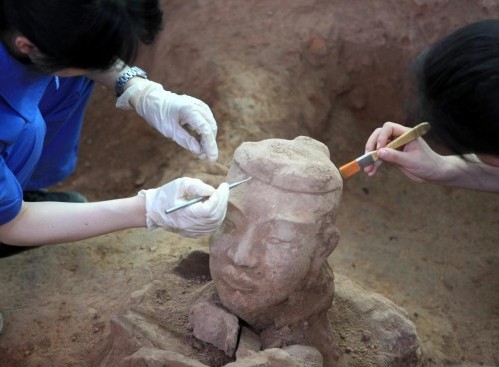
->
[164, 177, 252, 214]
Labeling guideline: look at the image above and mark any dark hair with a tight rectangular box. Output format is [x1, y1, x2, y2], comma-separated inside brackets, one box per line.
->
[0, 0, 163, 71]
[411, 19, 499, 156]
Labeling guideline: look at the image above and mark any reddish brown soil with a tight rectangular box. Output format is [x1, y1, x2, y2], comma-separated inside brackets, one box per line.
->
[0, 1, 498, 366]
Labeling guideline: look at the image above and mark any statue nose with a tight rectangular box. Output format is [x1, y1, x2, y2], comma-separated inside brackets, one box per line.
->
[227, 230, 259, 268]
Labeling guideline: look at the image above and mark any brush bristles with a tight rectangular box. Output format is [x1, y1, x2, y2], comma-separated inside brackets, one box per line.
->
[339, 160, 360, 179]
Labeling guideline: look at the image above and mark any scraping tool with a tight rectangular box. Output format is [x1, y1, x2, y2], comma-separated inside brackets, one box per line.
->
[339, 122, 431, 179]
[165, 177, 252, 214]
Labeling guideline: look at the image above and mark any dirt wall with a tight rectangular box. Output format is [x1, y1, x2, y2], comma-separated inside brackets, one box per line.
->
[0, 1, 498, 366]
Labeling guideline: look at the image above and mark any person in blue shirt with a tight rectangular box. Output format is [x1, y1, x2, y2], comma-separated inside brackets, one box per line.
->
[364, 19, 499, 192]
[0, 0, 229, 258]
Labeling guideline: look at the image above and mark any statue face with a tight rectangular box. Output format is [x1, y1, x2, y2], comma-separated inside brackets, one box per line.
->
[209, 180, 331, 316]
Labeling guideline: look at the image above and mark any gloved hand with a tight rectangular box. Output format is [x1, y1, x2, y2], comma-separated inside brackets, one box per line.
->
[139, 177, 229, 238]
[117, 79, 218, 161]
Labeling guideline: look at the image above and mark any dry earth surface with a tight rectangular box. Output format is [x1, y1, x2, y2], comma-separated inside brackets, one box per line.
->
[1, 0, 498, 366]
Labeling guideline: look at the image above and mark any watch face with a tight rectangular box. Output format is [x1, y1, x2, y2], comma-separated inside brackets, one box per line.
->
[132, 67, 147, 77]
[127, 67, 146, 78]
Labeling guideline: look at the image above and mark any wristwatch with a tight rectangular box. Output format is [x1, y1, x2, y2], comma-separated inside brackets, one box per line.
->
[115, 66, 148, 97]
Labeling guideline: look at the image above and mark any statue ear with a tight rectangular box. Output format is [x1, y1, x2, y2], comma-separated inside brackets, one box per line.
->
[304, 225, 339, 289]
[317, 225, 340, 262]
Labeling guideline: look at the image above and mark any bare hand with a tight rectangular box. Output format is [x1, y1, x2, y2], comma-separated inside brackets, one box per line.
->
[364, 121, 443, 183]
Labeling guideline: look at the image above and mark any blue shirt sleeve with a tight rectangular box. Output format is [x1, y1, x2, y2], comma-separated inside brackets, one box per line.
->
[0, 154, 23, 225]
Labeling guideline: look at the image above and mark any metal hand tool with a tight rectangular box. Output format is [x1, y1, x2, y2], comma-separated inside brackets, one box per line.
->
[165, 177, 252, 214]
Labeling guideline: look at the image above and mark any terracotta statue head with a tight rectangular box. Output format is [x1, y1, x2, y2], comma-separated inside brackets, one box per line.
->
[209, 136, 343, 328]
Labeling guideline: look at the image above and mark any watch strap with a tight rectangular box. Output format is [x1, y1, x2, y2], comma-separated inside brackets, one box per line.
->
[115, 66, 148, 97]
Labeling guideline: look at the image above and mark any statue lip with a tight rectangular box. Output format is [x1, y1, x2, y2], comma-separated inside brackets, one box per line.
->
[219, 266, 256, 292]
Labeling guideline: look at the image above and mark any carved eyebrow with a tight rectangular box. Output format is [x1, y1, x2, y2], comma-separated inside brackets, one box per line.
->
[228, 201, 316, 227]
[274, 215, 316, 226]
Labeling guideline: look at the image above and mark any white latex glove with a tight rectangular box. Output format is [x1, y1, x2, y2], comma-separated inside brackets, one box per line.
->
[117, 79, 218, 161]
[139, 177, 229, 238]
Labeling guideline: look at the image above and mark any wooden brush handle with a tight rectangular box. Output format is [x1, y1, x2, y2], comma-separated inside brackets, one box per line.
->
[386, 122, 430, 149]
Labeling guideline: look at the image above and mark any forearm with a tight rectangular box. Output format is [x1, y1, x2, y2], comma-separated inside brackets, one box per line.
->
[0, 196, 146, 246]
[434, 154, 499, 192]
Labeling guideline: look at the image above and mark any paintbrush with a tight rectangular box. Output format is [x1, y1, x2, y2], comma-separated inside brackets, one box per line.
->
[339, 122, 431, 179]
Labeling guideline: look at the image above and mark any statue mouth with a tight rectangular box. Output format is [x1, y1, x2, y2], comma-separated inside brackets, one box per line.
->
[219, 266, 257, 293]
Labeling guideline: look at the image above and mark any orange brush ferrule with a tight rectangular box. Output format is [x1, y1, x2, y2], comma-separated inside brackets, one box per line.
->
[339, 151, 378, 179]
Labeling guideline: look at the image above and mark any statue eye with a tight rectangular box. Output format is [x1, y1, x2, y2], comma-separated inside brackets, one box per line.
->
[263, 237, 288, 246]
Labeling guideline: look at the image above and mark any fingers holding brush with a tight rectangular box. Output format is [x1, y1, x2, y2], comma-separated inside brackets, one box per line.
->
[365, 122, 436, 181]
[340, 122, 431, 179]
[364, 122, 418, 176]
[365, 122, 412, 151]
[364, 122, 401, 175]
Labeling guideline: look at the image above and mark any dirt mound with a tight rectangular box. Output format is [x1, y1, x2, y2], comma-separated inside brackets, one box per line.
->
[0, 1, 498, 366]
